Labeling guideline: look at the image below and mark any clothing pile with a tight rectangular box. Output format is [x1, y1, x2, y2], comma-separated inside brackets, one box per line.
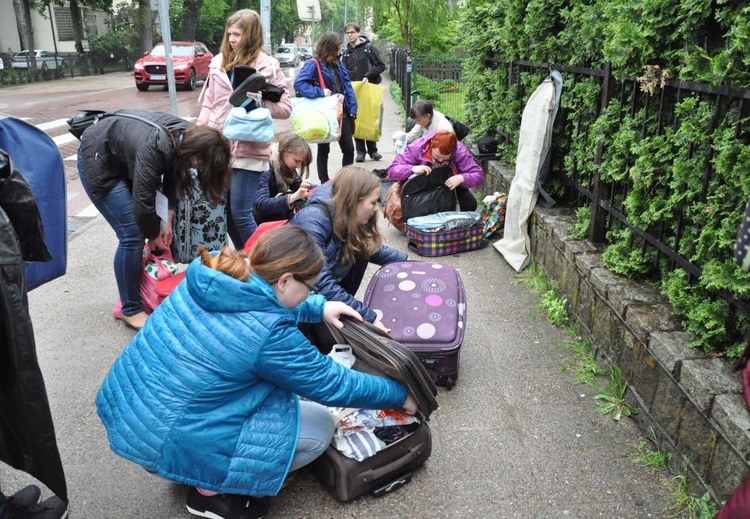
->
[327, 407, 420, 461]
[325, 343, 420, 461]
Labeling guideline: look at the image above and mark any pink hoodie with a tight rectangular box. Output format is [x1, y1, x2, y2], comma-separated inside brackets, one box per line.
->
[198, 52, 292, 162]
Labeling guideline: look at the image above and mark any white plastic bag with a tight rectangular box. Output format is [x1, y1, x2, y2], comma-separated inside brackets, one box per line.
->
[328, 344, 356, 369]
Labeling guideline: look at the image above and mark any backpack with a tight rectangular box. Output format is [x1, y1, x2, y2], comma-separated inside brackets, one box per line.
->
[67, 110, 165, 140]
[446, 117, 470, 141]
[400, 166, 457, 222]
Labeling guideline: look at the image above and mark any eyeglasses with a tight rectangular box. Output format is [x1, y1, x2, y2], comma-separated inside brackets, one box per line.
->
[294, 276, 318, 294]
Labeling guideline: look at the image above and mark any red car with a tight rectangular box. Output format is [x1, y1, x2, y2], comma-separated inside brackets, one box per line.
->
[134, 42, 213, 91]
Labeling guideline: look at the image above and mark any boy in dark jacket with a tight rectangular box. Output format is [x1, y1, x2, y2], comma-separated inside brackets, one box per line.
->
[342, 23, 386, 163]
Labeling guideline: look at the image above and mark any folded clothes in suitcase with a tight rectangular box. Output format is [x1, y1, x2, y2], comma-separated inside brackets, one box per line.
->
[364, 261, 466, 389]
[308, 318, 438, 502]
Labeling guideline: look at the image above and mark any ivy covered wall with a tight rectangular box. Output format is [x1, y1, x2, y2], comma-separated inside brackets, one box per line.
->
[461, 0, 750, 357]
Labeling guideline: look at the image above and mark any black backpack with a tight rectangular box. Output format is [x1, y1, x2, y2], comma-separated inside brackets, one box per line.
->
[446, 117, 470, 141]
[67, 110, 165, 140]
[477, 135, 501, 155]
[400, 166, 456, 222]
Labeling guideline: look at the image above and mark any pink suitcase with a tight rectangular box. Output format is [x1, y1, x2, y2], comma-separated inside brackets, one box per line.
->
[363, 261, 465, 389]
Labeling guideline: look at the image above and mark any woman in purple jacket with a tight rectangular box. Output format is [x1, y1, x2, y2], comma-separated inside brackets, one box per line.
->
[387, 129, 484, 211]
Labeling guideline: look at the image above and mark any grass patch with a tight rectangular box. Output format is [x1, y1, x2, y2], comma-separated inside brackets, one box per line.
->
[634, 429, 672, 472]
[557, 337, 605, 385]
[571, 206, 591, 240]
[666, 471, 718, 519]
[593, 366, 638, 421]
[540, 289, 569, 327]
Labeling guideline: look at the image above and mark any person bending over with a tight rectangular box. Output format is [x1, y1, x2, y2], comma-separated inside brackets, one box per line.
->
[96, 226, 416, 519]
[387, 129, 484, 212]
[77, 110, 232, 331]
[405, 99, 454, 144]
[289, 166, 407, 348]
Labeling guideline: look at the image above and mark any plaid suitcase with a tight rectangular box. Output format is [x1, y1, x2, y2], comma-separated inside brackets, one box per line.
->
[406, 220, 488, 257]
[363, 261, 466, 389]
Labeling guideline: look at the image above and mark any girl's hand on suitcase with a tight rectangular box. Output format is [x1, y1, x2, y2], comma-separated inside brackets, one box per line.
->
[323, 302, 363, 329]
[402, 393, 418, 415]
[372, 318, 391, 334]
[411, 165, 431, 175]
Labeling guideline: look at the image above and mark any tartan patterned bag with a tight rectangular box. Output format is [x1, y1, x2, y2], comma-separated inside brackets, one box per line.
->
[406, 221, 488, 257]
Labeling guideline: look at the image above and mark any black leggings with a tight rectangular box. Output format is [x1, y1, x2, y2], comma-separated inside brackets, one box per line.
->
[456, 186, 478, 211]
[316, 115, 354, 183]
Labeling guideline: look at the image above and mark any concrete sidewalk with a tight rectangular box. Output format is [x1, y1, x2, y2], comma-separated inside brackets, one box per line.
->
[2, 80, 673, 518]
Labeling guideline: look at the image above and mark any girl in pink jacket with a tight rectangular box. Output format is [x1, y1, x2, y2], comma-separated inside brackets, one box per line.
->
[198, 9, 292, 249]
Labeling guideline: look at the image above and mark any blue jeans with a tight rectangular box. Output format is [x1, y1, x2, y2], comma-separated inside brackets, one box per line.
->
[227, 168, 263, 249]
[77, 147, 144, 316]
[289, 401, 336, 472]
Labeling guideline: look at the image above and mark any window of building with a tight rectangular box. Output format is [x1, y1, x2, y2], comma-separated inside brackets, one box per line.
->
[54, 6, 93, 41]
[54, 6, 75, 41]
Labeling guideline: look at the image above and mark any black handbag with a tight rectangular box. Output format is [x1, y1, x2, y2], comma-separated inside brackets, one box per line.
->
[400, 166, 456, 222]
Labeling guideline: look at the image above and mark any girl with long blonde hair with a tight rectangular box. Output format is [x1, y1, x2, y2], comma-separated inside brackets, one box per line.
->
[198, 9, 292, 250]
[289, 166, 407, 349]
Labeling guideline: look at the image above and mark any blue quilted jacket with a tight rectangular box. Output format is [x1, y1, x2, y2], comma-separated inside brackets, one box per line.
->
[96, 258, 407, 496]
[289, 182, 407, 322]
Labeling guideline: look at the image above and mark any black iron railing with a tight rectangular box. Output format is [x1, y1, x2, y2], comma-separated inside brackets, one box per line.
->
[488, 58, 750, 319]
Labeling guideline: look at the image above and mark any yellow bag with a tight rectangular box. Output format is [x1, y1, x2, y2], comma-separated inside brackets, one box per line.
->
[351, 81, 384, 142]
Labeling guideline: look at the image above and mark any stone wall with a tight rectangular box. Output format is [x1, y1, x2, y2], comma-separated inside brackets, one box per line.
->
[482, 160, 750, 501]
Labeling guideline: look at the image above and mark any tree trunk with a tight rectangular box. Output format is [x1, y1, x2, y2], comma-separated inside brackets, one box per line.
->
[69, 0, 89, 75]
[139, 0, 154, 54]
[182, 0, 203, 41]
[13, 0, 38, 79]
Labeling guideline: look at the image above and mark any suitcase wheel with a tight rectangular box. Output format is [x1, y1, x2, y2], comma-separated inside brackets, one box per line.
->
[444, 377, 456, 390]
[369, 471, 414, 497]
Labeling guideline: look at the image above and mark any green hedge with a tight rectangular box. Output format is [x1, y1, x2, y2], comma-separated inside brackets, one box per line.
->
[461, 0, 750, 358]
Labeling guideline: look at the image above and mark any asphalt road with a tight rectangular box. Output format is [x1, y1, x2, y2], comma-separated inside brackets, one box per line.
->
[0, 70, 674, 519]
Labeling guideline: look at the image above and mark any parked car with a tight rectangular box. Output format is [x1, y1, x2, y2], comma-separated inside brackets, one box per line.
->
[274, 44, 299, 67]
[300, 47, 314, 61]
[133, 41, 213, 91]
[11, 50, 61, 71]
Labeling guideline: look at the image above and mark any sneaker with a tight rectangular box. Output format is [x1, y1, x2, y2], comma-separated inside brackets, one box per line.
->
[186, 488, 267, 519]
[355, 152, 366, 162]
[7, 486, 41, 510]
[10, 496, 68, 519]
[370, 152, 383, 161]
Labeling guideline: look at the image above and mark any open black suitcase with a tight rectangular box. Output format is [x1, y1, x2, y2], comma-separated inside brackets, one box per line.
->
[307, 318, 439, 502]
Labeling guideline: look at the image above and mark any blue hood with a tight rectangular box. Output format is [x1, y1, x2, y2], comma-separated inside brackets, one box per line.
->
[185, 257, 282, 314]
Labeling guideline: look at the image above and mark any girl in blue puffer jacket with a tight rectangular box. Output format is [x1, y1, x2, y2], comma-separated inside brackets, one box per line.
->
[96, 225, 416, 519]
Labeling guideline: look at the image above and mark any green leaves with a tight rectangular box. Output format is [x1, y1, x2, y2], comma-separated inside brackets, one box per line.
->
[593, 367, 637, 421]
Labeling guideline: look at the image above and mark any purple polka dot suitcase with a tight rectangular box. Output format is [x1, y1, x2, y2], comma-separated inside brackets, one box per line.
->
[363, 261, 465, 389]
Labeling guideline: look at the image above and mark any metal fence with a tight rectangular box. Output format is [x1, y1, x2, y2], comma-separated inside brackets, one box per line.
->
[490, 58, 750, 319]
[390, 48, 467, 122]
[0, 51, 140, 86]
